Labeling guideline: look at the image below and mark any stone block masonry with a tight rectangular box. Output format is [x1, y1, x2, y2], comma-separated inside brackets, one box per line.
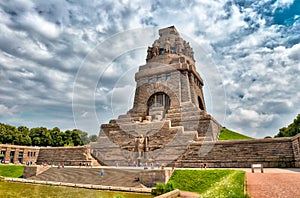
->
[177, 137, 297, 168]
[292, 133, 300, 167]
[37, 146, 94, 166]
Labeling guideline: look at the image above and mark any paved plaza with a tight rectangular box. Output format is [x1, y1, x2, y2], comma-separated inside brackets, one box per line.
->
[246, 168, 300, 198]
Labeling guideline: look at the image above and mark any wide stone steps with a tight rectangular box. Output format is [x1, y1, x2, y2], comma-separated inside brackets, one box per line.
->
[28, 167, 143, 187]
[148, 129, 197, 165]
[91, 136, 132, 166]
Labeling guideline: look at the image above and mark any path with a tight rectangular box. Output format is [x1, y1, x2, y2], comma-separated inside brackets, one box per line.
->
[246, 169, 300, 198]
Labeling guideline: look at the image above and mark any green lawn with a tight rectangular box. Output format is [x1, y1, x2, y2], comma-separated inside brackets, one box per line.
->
[0, 165, 24, 178]
[168, 170, 248, 198]
[0, 181, 152, 198]
[218, 128, 254, 140]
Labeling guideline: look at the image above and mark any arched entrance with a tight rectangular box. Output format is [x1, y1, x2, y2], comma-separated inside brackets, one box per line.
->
[147, 92, 171, 118]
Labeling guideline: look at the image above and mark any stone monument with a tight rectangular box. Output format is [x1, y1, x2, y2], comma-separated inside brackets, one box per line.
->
[91, 26, 221, 167]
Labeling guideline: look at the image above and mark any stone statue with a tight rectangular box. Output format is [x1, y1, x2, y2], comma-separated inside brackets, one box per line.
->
[147, 46, 153, 60]
[135, 135, 145, 158]
[175, 38, 183, 54]
[165, 38, 170, 54]
[153, 41, 159, 56]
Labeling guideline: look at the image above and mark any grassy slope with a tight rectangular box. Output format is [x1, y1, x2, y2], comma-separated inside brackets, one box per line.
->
[168, 170, 247, 198]
[0, 165, 24, 178]
[0, 181, 152, 198]
[218, 128, 254, 140]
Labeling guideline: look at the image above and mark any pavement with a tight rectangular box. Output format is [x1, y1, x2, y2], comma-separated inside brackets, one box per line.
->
[246, 172, 300, 198]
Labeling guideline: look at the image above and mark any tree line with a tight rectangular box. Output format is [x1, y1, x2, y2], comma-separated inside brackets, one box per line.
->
[275, 114, 300, 137]
[0, 122, 98, 146]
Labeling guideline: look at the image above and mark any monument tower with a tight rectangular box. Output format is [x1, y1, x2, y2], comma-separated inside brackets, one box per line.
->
[91, 26, 221, 167]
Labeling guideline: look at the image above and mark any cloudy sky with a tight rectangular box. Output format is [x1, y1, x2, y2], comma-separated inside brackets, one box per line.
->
[0, 0, 299, 138]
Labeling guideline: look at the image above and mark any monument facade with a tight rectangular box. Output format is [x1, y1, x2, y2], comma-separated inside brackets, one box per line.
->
[91, 26, 221, 166]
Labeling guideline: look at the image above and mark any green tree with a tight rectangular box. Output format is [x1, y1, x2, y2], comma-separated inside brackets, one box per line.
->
[71, 129, 83, 146]
[30, 127, 42, 146]
[17, 126, 29, 134]
[0, 124, 7, 144]
[18, 126, 31, 145]
[50, 127, 64, 146]
[89, 134, 98, 142]
[77, 130, 90, 145]
[32, 137, 41, 145]
[30, 127, 51, 146]
[20, 135, 32, 145]
[275, 114, 300, 137]
[63, 130, 74, 146]
[0, 122, 87, 147]
[40, 128, 53, 146]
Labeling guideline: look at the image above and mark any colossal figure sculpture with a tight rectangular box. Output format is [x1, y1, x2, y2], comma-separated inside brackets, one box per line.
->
[91, 26, 221, 167]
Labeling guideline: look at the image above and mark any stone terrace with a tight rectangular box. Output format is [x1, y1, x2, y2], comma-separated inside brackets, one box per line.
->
[37, 146, 99, 166]
[177, 137, 296, 168]
[28, 167, 144, 188]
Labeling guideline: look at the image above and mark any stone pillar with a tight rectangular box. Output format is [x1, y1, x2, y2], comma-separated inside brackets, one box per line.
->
[5, 147, 11, 163]
[180, 71, 191, 102]
[189, 73, 197, 105]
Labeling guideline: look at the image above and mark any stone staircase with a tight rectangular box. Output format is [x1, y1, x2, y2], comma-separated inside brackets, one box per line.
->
[91, 119, 196, 167]
[90, 135, 133, 166]
[148, 128, 197, 166]
[166, 102, 220, 141]
[37, 146, 100, 166]
[28, 167, 143, 188]
[166, 102, 203, 130]
[92, 101, 219, 167]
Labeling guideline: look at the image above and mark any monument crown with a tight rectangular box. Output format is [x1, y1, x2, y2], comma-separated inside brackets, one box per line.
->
[146, 26, 195, 63]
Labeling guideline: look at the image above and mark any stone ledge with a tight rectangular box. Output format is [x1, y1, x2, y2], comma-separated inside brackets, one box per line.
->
[191, 137, 292, 146]
[154, 189, 180, 198]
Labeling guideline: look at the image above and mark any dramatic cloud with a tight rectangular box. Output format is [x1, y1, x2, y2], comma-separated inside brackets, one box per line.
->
[0, 0, 299, 138]
[0, 104, 18, 116]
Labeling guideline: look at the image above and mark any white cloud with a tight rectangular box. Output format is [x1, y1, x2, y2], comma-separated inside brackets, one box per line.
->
[273, 0, 295, 9]
[18, 12, 61, 39]
[288, 43, 300, 60]
[0, 104, 18, 116]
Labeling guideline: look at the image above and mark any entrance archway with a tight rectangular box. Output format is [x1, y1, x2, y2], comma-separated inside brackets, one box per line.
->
[147, 92, 171, 117]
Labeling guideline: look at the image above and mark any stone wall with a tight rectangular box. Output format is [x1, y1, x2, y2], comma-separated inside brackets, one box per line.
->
[23, 166, 50, 179]
[2, 134, 300, 168]
[36, 146, 92, 166]
[177, 138, 295, 168]
[292, 133, 300, 167]
[197, 116, 221, 141]
[139, 169, 173, 187]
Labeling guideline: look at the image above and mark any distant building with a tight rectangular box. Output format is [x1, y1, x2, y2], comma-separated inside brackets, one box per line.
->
[0, 144, 95, 166]
[0, 144, 39, 164]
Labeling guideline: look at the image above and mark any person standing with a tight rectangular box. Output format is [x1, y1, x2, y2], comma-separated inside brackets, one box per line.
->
[100, 169, 104, 177]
